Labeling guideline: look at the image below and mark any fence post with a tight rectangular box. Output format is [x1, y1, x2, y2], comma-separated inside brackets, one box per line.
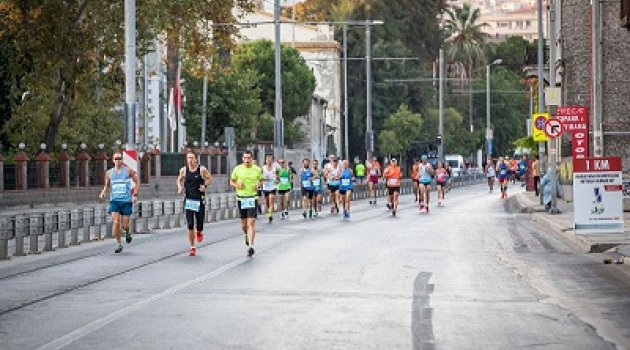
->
[58, 149, 71, 188]
[82, 208, 93, 242]
[0, 217, 11, 260]
[150, 148, 161, 179]
[35, 150, 50, 189]
[77, 148, 90, 187]
[13, 149, 28, 191]
[0, 153, 4, 192]
[95, 149, 108, 186]
[70, 209, 80, 245]
[58, 210, 69, 248]
[93, 207, 102, 240]
[43, 212, 54, 251]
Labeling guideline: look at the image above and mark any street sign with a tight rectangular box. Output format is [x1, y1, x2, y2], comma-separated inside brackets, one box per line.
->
[573, 157, 624, 232]
[532, 112, 549, 142]
[544, 87, 562, 106]
[544, 119, 563, 138]
[556, 106, 589, 161]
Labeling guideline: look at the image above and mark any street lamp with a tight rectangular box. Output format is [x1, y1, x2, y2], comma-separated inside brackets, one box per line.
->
[486, 58, 502, 160]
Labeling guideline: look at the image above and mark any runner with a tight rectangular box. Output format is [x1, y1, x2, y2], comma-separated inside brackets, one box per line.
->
[418, 155, 434, 213]
[311, 159, 323, 217]
[324, 157, 341, 214]
[300, 158, 315, 219]
[355, 159, 366, 184]
[229, 150, 263, 257]
[383, 158, 402, 216]
[518, 155, 528, 187]
[435, 162, 448, 207]
[411, 158, 420, 202]
[276, 159, 292, 219]
[485, 158, 496, 192]
[99, 151, 140, 254]
[496, 157, 509, 198]
[339, 159, 354, 219]
[176, 151, 213, 256]
[443, 161, 453, 193]
[367, 156, 381, 205]
[261, 155, 278, 223]
[508, 157, 518, 184]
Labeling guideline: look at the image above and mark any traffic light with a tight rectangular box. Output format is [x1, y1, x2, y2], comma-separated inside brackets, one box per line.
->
[436, 134, 442, 145]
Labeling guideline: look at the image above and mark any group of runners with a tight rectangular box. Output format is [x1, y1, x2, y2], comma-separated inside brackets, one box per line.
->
[99, 151, 457, 257]
[484, 155, 529, 198]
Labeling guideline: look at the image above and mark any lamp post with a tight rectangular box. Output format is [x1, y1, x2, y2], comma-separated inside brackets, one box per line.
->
[486, 59, 502, 161]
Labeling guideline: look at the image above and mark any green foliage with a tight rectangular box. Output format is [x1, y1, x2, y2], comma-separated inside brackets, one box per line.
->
[232, 40, 316, 123]
[378, 104, 423, 156]
[443, 2, 490, 76]
[487, 36, 535, 76]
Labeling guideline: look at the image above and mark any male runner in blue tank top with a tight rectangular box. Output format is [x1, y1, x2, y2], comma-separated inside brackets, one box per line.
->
[99, 151, 140, 254]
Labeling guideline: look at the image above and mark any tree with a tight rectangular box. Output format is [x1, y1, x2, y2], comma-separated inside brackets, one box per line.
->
[231, 40, 316, 123]
[378, 104, 423, 163]
[487, 36, 536, 76]
[443, 3, 490, 78]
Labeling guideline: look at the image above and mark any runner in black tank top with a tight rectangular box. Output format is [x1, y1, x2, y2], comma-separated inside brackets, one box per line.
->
[176, 151, 212, 256]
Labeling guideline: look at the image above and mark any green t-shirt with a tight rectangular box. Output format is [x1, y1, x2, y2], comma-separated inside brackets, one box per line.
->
[356, 163, 366, 177]
[231, 164, 262, 197]
[277, 167, 291, 191]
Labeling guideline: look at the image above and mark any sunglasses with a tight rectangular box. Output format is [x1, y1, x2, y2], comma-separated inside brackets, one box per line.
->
[114, 157, 122, 161]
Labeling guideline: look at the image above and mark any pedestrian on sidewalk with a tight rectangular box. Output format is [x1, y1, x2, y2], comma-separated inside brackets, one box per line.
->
[177, 150, 213, 256]
[541, 163, 563, 211]
[99, 151, 140, 254]
[532, 155, 540, 196]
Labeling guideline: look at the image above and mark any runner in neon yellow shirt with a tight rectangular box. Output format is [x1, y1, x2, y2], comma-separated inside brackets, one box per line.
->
[230, 150, 262, 257]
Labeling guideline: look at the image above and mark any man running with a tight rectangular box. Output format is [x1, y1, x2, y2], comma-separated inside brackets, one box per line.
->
[311, 159, 323, 217]
[496, 157, 509, 198]
[517, 155, 528, 187]
[339, 160, 354, 219]
[355, 159, 366, 184]
[418, 155, 434, 213]
[485, 158, 496, 192]
[300, 158, 315, 218]
[411, 158, 420, 202]
[367, 156, 381, 205]
[324, 157, 341, 214]
[99, 151, 139, 254]
[261, 155, 278, 223]
[276, 159, 292, 219]
[176, 151, 213, 256]
[383, 158, 402, 216]
[230, 150, 262, 257]
[435, 162, 448, 207]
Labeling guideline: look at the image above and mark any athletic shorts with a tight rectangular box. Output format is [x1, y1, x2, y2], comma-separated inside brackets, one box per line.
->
[387, 186, 400, 196]
[238, 198, 258, 219]
[301, 189, 314, 199]
[263, 190, 277, 197]
[369, 176, 379, 184]
[436, 181, 447, 187]
[498, 178, 508, 184]
[339, 189, 351, 195]
[413, 179, 420, 184]
[184, 202, 205, 231]
[327, 185, 339, 193]
[278, 189, 290, 195]
[109, 201, 133, 216]
[419, 180, 431, 186]
[356, 176, 364, 182]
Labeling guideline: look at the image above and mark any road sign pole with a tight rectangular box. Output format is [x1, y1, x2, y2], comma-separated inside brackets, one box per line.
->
[548, 0, 560, 214]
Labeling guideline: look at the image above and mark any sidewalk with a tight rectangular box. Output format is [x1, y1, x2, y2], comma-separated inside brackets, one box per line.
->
[513, 190, 630, 253]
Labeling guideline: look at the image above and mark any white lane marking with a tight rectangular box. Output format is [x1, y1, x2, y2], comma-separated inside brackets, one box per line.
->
[36, 256, 248, 350]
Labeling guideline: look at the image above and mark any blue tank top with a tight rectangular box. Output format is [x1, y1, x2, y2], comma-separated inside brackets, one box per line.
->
[300, 168, 313, 190]
[311, 170, 322, 191]
[109, 167, 132, 202]
[340, 169, 353, 190]
[498, 163, 509, 179]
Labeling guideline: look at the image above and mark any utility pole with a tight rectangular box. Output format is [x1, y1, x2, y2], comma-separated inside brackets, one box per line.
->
[537, 0, 546, 205]
[592, 0, 604, 156]
[274, 0, 284, 160]
[343, 25, 349, 161]
[124, 0, 136, 155]
[365, 24, 373, 161]
[549, 0, 560, 214]
[486, 64, 492, 160]
[438, 48, 444, 162]
[201, 62, 208, 150]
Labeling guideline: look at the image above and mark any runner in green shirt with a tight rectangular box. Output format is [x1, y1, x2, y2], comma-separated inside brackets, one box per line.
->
[230, 150, 262, 257]
[355, 160, 366, 184]
[276, 159, 292, 219]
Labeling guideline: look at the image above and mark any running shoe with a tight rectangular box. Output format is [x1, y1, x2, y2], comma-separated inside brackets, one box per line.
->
[343, 210, 350, 219]
[125, 228, 132, 244]
[330, 207, 334, 214]
[426, 205, 430, 213]
[247, 247, 255, 257]
[392, 209, 396, 217]
[281, 212, 285, 220]
[285, 210, 289, 218]
[115, 244, 123, 253]
[196, 231, 203, 243]
[308, 209, 313, 218]
[189, 247, 196, 256]
[369, 200, 373, 205]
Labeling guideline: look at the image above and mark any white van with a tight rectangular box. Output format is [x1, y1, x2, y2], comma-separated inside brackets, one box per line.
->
[445, 154, 465, 176]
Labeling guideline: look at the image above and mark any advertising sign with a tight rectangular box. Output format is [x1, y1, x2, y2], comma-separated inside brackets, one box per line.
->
[532, 112, 550, 142]
[556, 106, 589, 161]
[573, 157, 624, 232]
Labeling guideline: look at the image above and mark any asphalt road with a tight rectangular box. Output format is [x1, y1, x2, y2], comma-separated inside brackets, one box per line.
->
[1, 184, 630, 350]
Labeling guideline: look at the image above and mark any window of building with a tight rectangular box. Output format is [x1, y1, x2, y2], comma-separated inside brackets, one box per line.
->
[497, 22, 509, 28]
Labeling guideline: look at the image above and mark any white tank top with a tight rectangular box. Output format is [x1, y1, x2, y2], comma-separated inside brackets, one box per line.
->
[262, 165, 276, 191]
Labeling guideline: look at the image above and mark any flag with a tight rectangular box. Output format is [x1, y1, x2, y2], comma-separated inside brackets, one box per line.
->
[167, 87, 176, 130]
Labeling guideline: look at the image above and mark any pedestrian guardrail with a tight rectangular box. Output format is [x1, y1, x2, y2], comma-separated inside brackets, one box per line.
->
[0, 174, 484, 260]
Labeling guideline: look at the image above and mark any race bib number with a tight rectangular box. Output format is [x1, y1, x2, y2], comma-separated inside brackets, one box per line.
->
[328, 179, 340, 186]
[262, 180, 275, 191]
[302, 180, 311, 188]
[239, 198, 256, 209]
[341, 178, 351, 186]
[437, 174, 446, 182]
[387, 178, 399, 186]
[280, 177, 290, 184]
[112, 183, 127, 195]
[369, 169, 377, 175]
[312, 179, 321, 187]
[184, 199, 201, 212]
[500, 169, 507, 175]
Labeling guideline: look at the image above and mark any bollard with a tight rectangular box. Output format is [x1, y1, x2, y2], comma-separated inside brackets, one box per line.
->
[100, 208, 110, 238]
[29, 214, 42, 254]
[82, 208, 93, 243]
[227, 197, 236, 219]
[14, 215, 27, 256]
[173, 200, 183, 228]
[129, 203, 138, 235]
[58, 211, 69, 248]
[0, 217, 11, 260]
[205, 196, 213, 223]
[43, 212, 55, 251]
[209, 195, 219, 222]
[70, 209, 80, 246]
[93, 208, 102, 241]
[162, 201, 173, 229]
[152, 201, 163, 229]
[218, 194, 228, 220]
[139, 201, 151, 233]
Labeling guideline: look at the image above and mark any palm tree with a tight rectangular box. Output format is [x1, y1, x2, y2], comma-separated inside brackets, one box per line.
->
[443, 3, 490, 79]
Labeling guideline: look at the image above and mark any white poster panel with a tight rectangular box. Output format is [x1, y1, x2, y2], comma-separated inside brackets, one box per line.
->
[573, 157, 624, 232]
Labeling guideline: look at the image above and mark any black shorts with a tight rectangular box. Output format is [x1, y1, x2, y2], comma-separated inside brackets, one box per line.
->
[436, 181, 447, 187]
[301, 189, 314, 199]
[413, 179, 420, 184]
[387, 186, 400, 196]
[327, 185, 339, 193]
[339, 189, 351, 195]
[278, 189, 290, 195]
[263, 190, 277, 197]
[238, 199, 258, 219]
[184, 203, 205, 231]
